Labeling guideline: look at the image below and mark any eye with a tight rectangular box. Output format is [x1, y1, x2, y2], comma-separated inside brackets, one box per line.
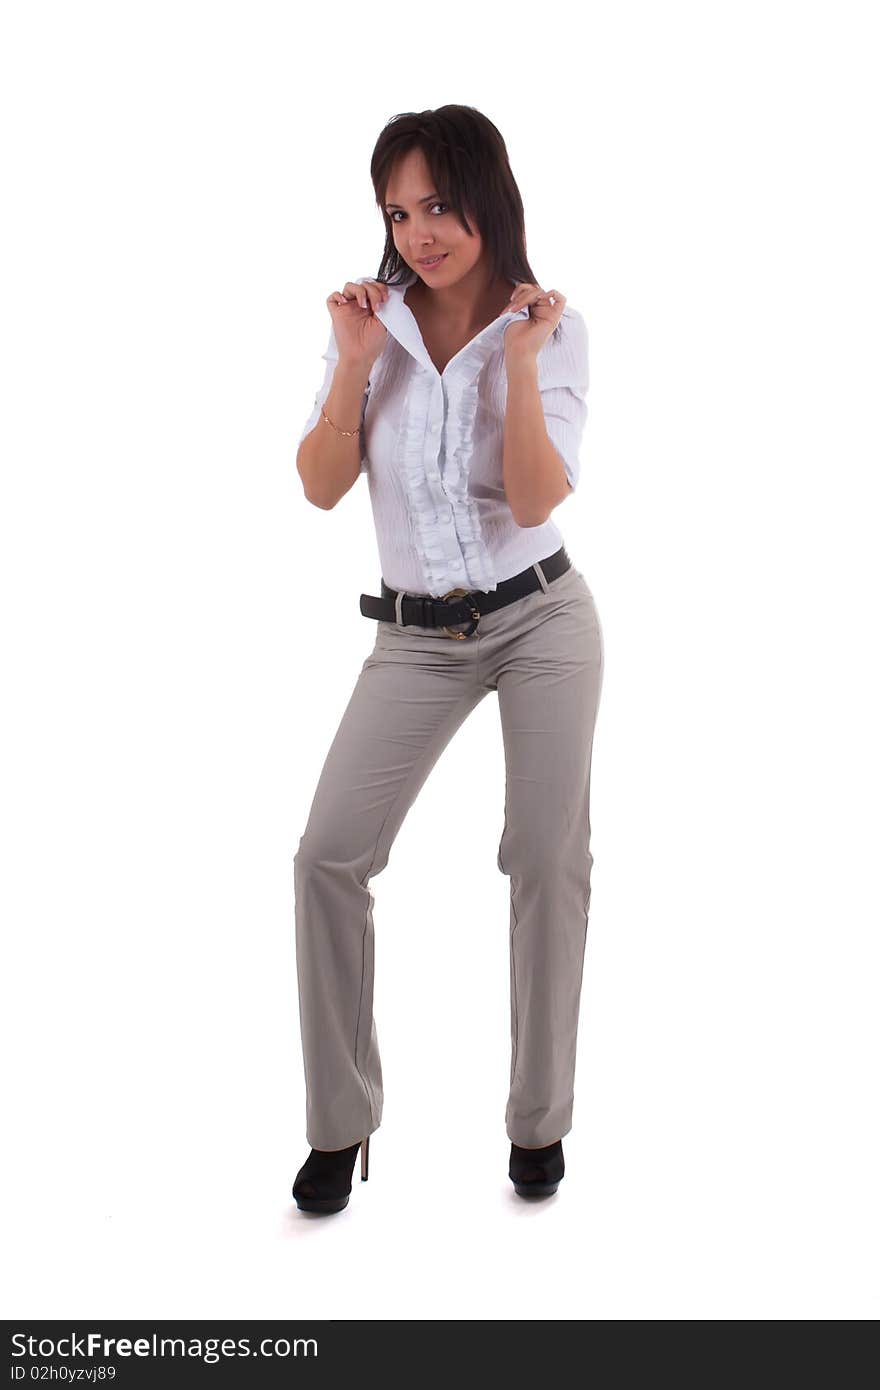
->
[390, 202, 448, 223]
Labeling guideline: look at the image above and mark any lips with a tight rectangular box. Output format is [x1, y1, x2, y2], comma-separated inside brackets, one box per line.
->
[417, 254, 447, 265]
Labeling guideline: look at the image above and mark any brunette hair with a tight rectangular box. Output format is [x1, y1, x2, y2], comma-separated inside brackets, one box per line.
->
[368, 104, 547, 302]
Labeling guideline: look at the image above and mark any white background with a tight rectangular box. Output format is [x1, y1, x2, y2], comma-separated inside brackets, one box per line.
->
[2, 0, 878, 1320]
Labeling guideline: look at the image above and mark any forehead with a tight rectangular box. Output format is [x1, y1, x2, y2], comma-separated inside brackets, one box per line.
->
[385, 147, 436, 200]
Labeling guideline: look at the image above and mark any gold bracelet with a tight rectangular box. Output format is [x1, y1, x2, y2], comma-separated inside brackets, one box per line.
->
[320, 404, 361, 436]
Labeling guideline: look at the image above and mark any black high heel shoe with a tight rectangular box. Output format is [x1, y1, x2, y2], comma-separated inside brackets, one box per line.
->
[292, 1136, 370, 1214]
[509, 1139, 564, 1197]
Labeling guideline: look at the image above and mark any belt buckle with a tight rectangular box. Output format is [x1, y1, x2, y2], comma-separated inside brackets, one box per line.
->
[441, 587, 480, 639]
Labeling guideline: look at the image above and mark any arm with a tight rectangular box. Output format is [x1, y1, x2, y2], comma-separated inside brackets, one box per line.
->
[296, 322, 372, 510]
[502, 356, 571, 527]
[297, 359, 371, 510]
[501, 308, 590, 527]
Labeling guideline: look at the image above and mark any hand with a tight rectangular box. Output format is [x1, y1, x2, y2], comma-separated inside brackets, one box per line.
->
[327, 278, 389, 368]
[503, 283, 566, 361]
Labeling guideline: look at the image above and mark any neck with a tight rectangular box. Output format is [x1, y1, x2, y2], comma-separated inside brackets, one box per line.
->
[408, 261, 511, 335]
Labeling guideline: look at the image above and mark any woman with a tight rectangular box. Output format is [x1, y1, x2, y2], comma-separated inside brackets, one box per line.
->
[292, 105, 604, 1213]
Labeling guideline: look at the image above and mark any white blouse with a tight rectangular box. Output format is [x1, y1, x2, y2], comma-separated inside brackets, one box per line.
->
[298, 266, 589, 597]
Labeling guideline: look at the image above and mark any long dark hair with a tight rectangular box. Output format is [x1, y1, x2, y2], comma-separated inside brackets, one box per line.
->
[368, 105, 544, 297]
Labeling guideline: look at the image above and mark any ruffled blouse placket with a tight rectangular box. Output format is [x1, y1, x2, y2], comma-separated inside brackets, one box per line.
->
[364, 274, 528, 596]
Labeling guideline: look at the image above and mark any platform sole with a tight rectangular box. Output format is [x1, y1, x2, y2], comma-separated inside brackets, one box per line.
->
[292, 1191, 351, 1214]
[512, 1180, 560, 1197]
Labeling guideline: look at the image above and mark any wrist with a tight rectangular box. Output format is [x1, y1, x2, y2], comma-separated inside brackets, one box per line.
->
[335, 357, 374, 386]
[504, 350, 539, 377]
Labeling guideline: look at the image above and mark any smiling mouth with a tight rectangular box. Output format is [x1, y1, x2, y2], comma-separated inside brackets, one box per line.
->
[417, 254, 447, 266]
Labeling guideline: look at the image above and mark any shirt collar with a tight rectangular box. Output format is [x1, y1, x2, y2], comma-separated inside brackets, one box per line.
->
[363, 267, 530, 377]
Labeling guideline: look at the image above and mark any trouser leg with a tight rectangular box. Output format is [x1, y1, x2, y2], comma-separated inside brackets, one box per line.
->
[294, 638, 488, 1150]
[493, 573, 605, 1147]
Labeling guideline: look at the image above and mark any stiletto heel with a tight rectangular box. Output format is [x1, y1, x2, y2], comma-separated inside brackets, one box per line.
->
[292, 1135, 372, 1214]
[509, 1140, 565, 1198]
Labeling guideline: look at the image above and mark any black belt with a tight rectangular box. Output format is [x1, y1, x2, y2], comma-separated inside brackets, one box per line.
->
[359, 546, 572, 639]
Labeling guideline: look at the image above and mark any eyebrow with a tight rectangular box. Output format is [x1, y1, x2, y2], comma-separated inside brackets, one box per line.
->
[384, 193, 442, 210]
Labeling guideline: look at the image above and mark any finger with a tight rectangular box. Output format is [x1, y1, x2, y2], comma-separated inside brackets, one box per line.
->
[512, 289, 548, 315]
[341, 279, 389, 312]
[338, 282, 366, 309]
[507, 282, 537, 309]
[361, 278, 386, 308]
[365, 280, 389, 313]
[524, 290, 565, 315]
[354, 280, 387, 313]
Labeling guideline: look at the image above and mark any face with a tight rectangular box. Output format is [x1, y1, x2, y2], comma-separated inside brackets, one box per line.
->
[384, 147, 484, 287]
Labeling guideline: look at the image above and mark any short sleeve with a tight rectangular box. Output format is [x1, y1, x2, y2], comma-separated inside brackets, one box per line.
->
[298, 324, 369, 474]
[537, 308, 589, 492]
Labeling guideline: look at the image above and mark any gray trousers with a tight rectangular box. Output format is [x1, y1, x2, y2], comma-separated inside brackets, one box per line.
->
[293, 561, 605, 1150]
